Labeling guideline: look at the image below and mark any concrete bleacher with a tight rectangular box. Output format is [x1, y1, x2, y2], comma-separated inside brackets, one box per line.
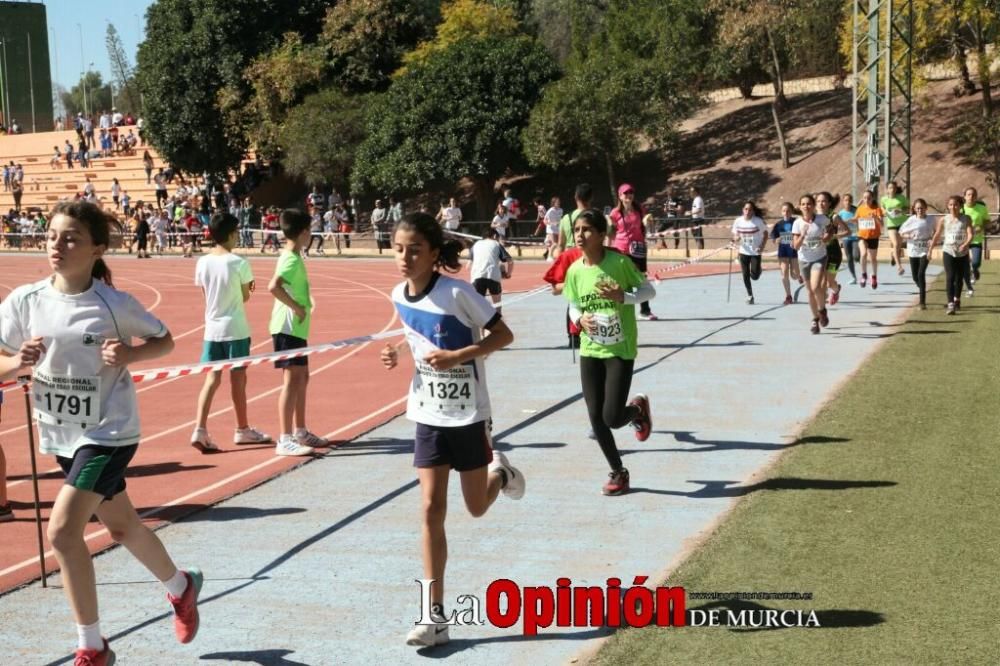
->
[0, 127, 161, 212]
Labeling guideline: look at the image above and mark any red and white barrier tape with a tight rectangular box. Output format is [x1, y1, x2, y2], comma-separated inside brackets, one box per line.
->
[0, 286, 549, 389]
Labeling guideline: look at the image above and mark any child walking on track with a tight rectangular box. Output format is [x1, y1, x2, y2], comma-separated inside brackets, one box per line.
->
[268, 209, 330, 456]
[381, 213, 524, 648]
[0, 201, 201, 666]
[469, 227, 513, 314]
[191, 212, 271, 453]
[563, 209, 654, 496]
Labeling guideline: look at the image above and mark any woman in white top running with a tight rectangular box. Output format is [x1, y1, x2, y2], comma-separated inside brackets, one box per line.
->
[792, 194, 833, 334]
[490, 203, 510, 244]
[730, 200, 768, 304]
[898, 198, 935, 310]
[929, 195, 973, 315]
[0, 201, 201, 665]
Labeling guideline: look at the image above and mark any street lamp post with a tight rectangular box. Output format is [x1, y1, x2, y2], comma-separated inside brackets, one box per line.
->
[77, 23, 87, 117]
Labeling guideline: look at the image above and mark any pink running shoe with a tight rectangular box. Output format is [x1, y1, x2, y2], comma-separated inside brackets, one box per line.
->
[168, 568, 204, 644]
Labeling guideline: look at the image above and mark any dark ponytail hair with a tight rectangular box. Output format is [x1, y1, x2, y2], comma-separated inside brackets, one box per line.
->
[394, 212, 463, 273]
[50, 200, 114, 287]
[742, 200, 763, 218]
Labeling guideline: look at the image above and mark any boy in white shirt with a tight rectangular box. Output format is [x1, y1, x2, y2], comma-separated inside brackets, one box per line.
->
[191, 212, 271, 452]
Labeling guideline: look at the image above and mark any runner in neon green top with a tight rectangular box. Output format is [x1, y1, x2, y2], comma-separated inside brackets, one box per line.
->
[962, 186, 990, 290]
[880, 181, 909, 275]
[555, 183, 592, 259]
[563, 209, 654, 496]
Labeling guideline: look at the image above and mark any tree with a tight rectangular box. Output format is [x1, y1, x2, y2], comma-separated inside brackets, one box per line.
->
[60, 71, 113, 118]
[278, 88, 371, 186]
[321, 0, 440, 93]
[523, 0, 709, 197]
[352, 36, 558, 216]
[105, 23, 141, 113]
[135, 0, 329, 175]
[400, 0, 519, 71]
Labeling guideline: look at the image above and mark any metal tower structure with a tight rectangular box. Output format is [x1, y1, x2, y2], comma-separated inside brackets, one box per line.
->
[851, 0, 914, 199]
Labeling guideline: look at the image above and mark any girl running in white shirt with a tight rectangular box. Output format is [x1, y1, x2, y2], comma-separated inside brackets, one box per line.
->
[731, 200, 768, 304]
[0, 201, 201, 666]
[381, 212, 524, 648]
[898, 198, 935, 310]
[792, 194, 832, 334]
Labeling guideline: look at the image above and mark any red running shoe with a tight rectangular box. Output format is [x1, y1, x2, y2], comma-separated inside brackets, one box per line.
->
[819, 309, 829, 327]
[783, 295, 793, 305]
[168, 568, 204, 644]
[829, 285, 841, 306]
[74, 639, 115, 666]
[871, 275, 878, 290]
[603, 469, 630, 496]
[629, 394, 652, 442]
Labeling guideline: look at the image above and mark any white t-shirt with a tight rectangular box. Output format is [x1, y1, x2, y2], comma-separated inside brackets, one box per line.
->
[442, 206, 462, 231]
[491, 213, 510, 237]
[691, 196, 705, 218]
[792, 215, 829, 263]
[898, 215, 935, 258]
[469, 238, 511, 283]
[544, 206, 563, 235]
[731, 215, 767, 256]
[392, 273, 500, 427]
[0, 278, 167, 457]
[941, 214, 970, 257]
[194, 253, 254, 341]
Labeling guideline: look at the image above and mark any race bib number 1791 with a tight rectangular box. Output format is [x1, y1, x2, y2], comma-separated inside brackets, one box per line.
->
[32, 369, 101, 426]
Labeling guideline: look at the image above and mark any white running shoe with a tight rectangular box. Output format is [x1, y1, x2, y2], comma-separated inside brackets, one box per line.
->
[489, 451, 525, 500]
[234, 426, 272, 445]
[295, 429, 332, 448]
[406, 616, 450, 647]
[190, 428, 221, 454]
[275, 435, 314, 457]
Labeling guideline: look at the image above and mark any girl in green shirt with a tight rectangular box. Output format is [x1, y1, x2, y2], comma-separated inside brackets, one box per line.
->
[962, 186, 990, 292]
[880, 181, 909, 276]
[563, 209, 655, 496]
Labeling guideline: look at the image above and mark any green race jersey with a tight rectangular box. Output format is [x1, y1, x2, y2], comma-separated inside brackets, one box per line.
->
[563, 251, 645, 360]
[963, 202, 989, 244]
[880, 194, 909, 228]
[559, 209, 583, 248]
[268, 249, 312, 338]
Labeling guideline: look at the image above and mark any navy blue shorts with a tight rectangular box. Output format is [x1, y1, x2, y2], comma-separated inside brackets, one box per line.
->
[272, 333, 308, 368]
[777, 244, 797, 259]
[57, 444, 138, 501]
[414, 421, 493, 471]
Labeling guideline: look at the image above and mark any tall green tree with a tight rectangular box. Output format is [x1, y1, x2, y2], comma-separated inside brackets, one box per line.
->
[105, 23, 142, 114]
[135, 0, 329, 174]
[278, 88, 371, 186]
[60, 71, 113, 118]
[353, 35, 558, 216]
[523, 0, 709, 197]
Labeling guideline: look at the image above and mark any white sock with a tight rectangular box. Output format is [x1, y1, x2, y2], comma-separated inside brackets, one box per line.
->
[77, 620, 103, 650]
[279, 433, 294, 442]
[162, 569, 188, 598]
[294, 427, 308, 437]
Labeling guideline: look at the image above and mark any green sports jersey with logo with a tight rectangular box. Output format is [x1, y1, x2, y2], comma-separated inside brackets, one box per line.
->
[880, 194, 909, 229]
[563, 251, 645, 360]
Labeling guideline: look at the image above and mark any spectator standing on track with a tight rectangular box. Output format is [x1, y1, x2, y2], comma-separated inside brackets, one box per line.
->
[388, 196, 404, 227]
[154, 169, 168, 209]
[380, 212, 523, 648]
[542, 196, 563, 261]
[0, 201, 202, 665]
[563, 209, 654, 496]
[491, 203, 510, 244]
[191, 212, 272, 453]
[306, 206, 325, 255]
[372, 199, 390, 251]
[439, 197, 462, 233]
[501, 187, 521, 237]
[267, 209, 331, 456]
[689, 186, 706, 250]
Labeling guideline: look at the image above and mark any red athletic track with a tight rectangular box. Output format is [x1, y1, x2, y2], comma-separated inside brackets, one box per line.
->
[0, 253, 731, 593]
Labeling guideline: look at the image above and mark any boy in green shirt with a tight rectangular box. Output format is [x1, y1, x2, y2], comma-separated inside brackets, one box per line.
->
[268, 209, 330, 456]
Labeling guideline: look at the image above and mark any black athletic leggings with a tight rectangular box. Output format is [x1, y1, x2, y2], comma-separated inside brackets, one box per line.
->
[942, 253, 969, 304]
[580, 356, 640, 472]
[739, 254, 762, 295]
[909, 256, 929, 304]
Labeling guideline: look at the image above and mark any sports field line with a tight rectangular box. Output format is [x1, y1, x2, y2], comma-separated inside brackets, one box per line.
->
[0, 394, 409, 581]
[1, 272, 399, 488]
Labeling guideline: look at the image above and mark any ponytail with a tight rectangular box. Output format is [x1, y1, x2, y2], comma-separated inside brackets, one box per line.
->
[51, 200, 115, 287]
[92, 258, 114, 287]
[394, 212, 463, 273]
